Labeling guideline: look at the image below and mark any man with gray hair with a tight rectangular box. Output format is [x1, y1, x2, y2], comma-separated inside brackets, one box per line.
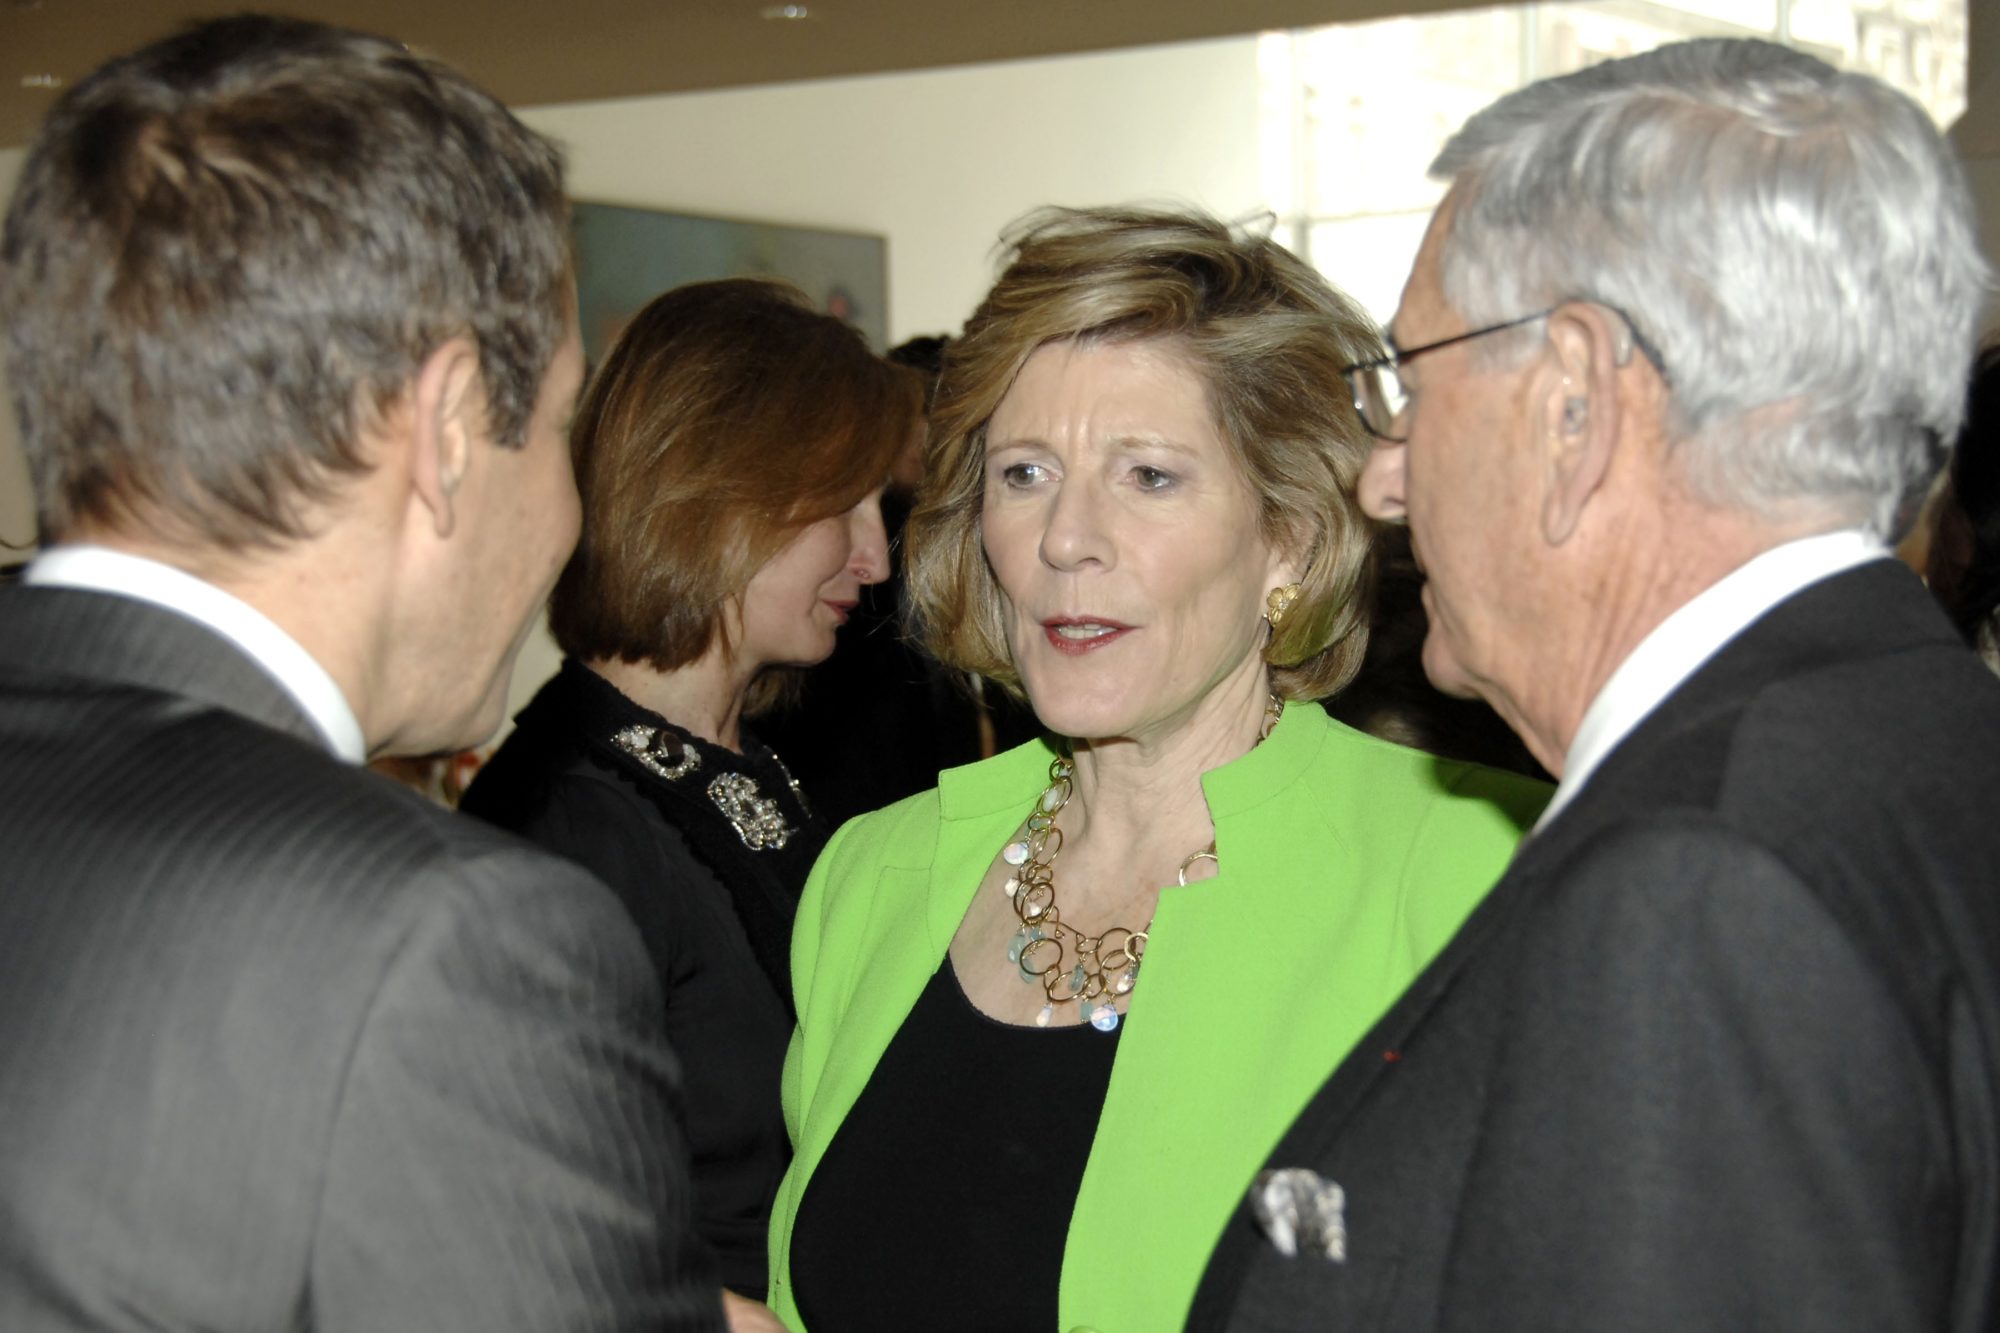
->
[1191, 38, 2000, 1332]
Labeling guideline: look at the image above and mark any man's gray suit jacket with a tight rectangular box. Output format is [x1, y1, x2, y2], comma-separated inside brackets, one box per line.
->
[0, 584, 721, 1331]
[1192, 559, 2000, 1332]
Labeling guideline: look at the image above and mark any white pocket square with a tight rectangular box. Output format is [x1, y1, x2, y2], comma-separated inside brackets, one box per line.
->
[1251, 1167, 1347, 1262]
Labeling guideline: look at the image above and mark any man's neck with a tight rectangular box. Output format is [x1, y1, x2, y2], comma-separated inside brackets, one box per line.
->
[61, 521, 390, 751]
[1507, 501, 1843, 777]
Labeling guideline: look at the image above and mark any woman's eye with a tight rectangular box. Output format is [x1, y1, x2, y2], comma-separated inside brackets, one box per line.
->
[1132, 465, 1176, 491]
[999, 461, 1046, 488]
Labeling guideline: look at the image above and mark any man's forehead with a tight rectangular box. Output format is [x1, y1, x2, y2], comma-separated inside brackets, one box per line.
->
[1390, 197, 1461, 350]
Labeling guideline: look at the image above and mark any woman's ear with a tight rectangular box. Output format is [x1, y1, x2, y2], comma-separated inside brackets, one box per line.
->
[1266, 518, 1317, 593]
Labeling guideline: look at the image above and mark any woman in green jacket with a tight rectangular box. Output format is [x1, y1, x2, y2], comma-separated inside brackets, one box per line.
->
[770, 207, 1547, 1333]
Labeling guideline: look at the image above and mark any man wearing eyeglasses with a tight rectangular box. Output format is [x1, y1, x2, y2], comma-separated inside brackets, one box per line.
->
[1191, 37, 2000, 1333]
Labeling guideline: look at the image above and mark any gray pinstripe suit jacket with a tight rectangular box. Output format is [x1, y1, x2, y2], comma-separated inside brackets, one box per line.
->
[0, 584, 723, 1332]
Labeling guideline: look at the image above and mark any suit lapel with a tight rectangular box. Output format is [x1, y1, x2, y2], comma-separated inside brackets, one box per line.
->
[0, 585, 328, 752]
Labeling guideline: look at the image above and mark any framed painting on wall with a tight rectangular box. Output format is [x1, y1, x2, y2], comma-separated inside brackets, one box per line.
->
[571, 201, 889, 363]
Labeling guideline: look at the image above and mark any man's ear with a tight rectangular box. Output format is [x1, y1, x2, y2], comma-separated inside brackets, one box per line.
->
[407, 336, 484, 540]
[1536, 304, 1627, 546]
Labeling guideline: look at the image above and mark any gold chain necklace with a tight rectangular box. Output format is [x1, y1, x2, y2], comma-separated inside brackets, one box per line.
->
[1001, 694, 1283, 1032]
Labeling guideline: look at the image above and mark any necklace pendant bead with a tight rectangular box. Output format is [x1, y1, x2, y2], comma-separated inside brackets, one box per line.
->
[1040, 786, 1062, 812]
[1003, 876, 1019, 898]
[1113, 967, 1137, 995]
[1002, 840, 1030, 867]
[1089, 1002, 1120, 1033]
[1035, 1003, 1054, 1028]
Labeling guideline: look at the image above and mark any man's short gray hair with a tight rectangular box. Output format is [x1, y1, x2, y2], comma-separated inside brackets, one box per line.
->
[1432, 38, 1988, 537]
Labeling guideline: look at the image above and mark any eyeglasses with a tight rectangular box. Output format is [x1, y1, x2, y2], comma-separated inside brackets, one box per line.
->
[1341, 309, 1554, 443]
[1343, 303, 1666, 444]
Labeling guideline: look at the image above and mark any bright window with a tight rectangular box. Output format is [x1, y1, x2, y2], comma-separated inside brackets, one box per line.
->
[1261, 0, 1970, 324]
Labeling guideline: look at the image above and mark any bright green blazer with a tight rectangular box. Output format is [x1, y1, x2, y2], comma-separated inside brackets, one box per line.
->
[768, 702, 1548, 1332]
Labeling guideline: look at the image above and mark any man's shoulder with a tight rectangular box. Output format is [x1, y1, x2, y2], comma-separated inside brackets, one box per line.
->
[1296, 709, 1550, 850]
[1511, 618, 2000, 1029]
[0, 663, 594, 933]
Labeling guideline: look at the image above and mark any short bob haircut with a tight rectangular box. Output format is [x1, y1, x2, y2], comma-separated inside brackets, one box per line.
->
[1431, 38, 1988, 538]
[904, 206, 1386, 704]
[0, 15, 572, 549]
[549, 278, 918, 707]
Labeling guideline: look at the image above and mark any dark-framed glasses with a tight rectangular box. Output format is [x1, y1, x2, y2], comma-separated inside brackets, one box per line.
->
[1342, 309, 1554, 443]
[1342, 303, 1666, 443]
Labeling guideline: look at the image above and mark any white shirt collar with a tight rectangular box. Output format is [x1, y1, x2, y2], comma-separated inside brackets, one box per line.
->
[24, 545, 367, 764]
[1535, 529, 1888, 832]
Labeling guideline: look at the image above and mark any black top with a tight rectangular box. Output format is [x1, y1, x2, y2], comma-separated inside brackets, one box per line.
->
[461, 659, 827, 1298]
[788, 958, 1120, 1331]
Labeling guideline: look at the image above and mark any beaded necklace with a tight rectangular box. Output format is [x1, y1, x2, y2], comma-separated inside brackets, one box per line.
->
[1000, 695, 1282, 1032]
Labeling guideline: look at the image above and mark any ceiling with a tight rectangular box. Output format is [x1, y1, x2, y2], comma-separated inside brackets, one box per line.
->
[0, 0, 1469, 150]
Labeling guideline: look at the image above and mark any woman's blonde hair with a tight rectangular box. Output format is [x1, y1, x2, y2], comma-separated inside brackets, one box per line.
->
[905, 206, 1385, 702]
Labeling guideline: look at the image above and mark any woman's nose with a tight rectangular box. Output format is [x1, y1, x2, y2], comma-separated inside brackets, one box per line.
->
[849, 494, 890, 584]
[1038, 480, 1113, 572]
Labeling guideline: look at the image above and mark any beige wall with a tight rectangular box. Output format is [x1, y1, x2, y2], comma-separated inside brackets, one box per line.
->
[1974, 156, 2000, 333]
[519, 38, 1264, 345]
[0, 146, 28, 554]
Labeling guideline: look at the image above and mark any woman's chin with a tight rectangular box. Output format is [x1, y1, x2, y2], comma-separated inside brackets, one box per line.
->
[1018, 690, 1146, 745]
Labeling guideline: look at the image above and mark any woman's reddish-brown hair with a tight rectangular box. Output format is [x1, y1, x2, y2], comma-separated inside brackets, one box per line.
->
[549, 278, 918, 696]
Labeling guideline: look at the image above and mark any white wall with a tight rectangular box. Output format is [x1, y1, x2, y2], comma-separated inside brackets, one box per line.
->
[519, 37, 1264, 343]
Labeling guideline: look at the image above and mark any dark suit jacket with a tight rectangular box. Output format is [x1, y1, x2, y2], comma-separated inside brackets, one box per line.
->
[1192, 560, 2000, 1332]
[0, 585, 722, 1332]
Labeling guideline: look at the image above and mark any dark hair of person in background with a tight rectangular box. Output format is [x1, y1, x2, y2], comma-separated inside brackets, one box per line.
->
[1, 16, 572, 552]
[1926, 342, 2000, 669]
[1322, 525, 1549, 780]
[759, 332, 1040, 827]
[460, 277, 914, 1310]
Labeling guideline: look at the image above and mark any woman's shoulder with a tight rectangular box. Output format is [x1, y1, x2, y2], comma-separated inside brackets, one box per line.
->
[822, 784, 943, 860]
[834, 736, 1055, 837]
[808, 736, 1056, 885]
[1291, 702, 1551, 833]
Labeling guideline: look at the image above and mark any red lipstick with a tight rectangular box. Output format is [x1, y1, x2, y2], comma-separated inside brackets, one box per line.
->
[1041, 616, 1134, 655]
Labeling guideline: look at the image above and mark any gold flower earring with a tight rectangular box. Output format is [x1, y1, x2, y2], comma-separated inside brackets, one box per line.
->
[1265, 582, 1303, 629]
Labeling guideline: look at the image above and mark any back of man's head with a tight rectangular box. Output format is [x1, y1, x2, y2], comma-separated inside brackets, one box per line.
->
[1429, 38, 1987, 539]
[0, 14, 572, 551]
